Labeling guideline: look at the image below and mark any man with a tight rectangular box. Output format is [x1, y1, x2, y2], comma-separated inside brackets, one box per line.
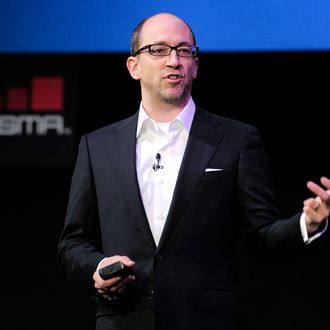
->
[58, 13, 330, 330]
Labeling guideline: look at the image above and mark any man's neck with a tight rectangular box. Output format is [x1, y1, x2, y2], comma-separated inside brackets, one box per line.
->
[141, 98, 190, 123]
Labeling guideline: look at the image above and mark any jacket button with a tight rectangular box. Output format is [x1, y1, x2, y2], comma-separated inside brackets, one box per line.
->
[147, 289, 155, 300]
[155, 253, 163, 261]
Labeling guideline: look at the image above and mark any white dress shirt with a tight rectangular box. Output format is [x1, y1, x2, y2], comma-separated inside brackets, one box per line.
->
[136, 97, 195, 245]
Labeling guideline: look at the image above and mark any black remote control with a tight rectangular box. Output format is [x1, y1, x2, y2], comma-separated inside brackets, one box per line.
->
[99, 261, 132, 280]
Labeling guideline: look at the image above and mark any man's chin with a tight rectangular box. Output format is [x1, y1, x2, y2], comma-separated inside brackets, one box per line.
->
[160, 91, 188, 104]
[162, 96, 186, 105]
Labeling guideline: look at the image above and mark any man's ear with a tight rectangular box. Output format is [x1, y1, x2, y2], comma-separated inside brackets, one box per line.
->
[126, 56, 141, 80]
[193, 57, 199, 79]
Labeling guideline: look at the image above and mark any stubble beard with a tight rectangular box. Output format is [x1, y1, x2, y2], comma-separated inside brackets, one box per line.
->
[159, 81, 193, 106]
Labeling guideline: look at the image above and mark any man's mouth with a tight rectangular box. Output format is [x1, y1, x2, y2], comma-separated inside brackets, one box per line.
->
[164, 74, 183, 82]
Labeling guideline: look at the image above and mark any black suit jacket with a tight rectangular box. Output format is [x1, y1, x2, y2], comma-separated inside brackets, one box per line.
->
[58, 107, 308, 330]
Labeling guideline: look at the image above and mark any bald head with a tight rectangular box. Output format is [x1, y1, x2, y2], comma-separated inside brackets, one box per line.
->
[130, 13, 196, 55]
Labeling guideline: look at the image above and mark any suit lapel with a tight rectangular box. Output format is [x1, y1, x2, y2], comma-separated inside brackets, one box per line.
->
[157, 108, 224, 250]
[106, 114, 156, 250]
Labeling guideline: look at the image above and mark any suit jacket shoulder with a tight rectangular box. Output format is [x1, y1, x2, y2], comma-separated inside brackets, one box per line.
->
[83, 112, 138, 142]
[195, 106, 258, 133]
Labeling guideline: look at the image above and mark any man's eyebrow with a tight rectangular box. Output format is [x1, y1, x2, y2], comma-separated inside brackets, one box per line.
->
[151, 41, 194, 46]
[176, 41, 195, 46]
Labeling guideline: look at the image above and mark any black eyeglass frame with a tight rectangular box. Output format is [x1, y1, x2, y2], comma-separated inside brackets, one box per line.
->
[132, 44, 199, 57]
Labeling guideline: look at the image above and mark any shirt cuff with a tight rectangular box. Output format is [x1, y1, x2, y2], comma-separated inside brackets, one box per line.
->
[300, 212, 328, 244]
[96, 257, 108, 271]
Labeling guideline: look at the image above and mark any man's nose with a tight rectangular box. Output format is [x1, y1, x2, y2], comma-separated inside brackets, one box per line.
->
[166, 49, 181, 66]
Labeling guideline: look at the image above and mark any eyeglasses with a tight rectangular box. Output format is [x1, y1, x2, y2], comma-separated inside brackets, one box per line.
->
[133, 44, 199, 57]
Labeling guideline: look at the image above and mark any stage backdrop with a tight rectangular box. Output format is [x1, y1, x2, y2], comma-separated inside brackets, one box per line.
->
[1, 0, 330, 53]
[1, 2, 329, 330]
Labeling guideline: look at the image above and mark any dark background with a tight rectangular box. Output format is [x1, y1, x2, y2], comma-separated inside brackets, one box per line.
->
[1, 51, 329, 329]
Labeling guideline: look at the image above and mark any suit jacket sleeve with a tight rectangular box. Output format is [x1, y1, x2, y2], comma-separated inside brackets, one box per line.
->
[57, 133, 105, 291]
[236, 124, 311, 259]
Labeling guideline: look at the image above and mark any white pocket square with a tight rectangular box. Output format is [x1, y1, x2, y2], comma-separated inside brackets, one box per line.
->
[205, 168, 223, 172]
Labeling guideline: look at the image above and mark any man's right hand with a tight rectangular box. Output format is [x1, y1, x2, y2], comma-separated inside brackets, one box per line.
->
[93, 255, 136, 296]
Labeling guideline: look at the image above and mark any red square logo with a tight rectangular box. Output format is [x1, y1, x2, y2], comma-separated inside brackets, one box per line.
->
[7, 87, 28, 111]
[31, 77, 64, 112]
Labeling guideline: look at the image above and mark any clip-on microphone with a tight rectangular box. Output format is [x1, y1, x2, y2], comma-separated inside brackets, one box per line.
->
[152, 153, 163, 171]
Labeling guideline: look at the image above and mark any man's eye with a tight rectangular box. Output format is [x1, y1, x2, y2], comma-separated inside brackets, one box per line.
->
[151, 47, 167, 54]
[178, 48, 191, 55]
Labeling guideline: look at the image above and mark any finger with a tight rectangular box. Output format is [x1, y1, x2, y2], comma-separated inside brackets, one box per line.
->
[307, 181, 329, 201]
[314, 201, 328, 217]
[318, 205, 330, 219]
[94, 274, 122, 290]
[303, 197, 319, 210]
[117, 275, 136, 293]
[304, 199, 328, 223]
[304, 197, 313, 206]
[109, 274, 135, 292]
[101, 255, 135, 269]
[320, 176, 330, 191]
[314, 196, 321, 211]
[119, 256, 136, 267]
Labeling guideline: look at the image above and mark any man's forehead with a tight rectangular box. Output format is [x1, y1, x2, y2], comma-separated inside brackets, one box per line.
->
[140, 15, 193, 44]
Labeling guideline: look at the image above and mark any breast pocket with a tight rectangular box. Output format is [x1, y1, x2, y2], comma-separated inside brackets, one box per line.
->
[202, 169, 225, 181]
